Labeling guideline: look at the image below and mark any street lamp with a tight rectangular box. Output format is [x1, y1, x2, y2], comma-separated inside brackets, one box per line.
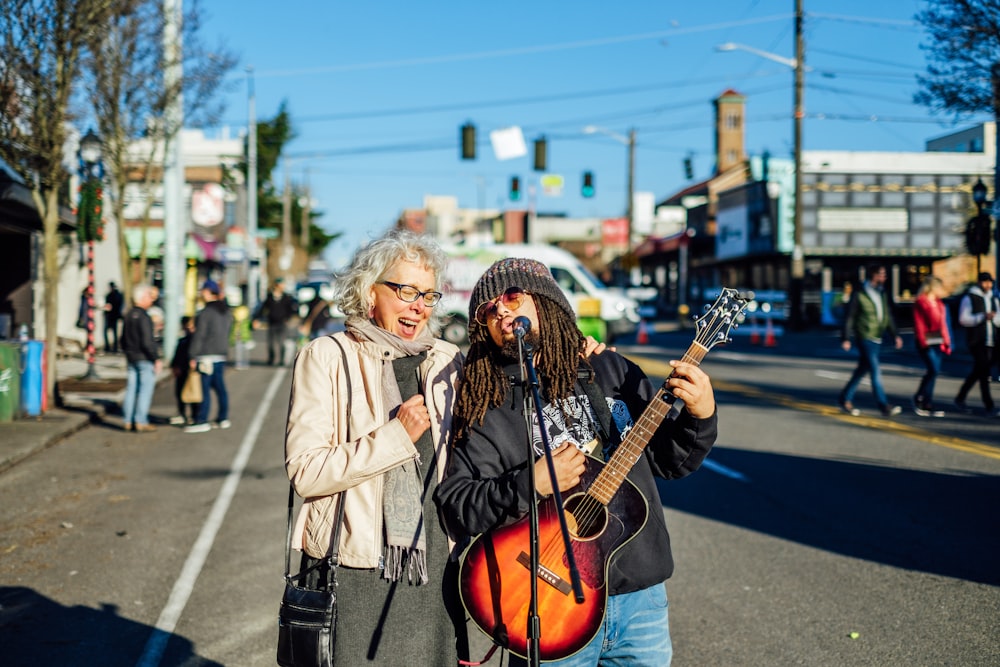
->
[76, 128, 104, 381]
[716, 42, 804, 71]
[715, 0, 807, 329]
[583, 125, 636, 254]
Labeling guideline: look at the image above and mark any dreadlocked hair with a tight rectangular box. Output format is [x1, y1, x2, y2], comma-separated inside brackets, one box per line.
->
[453, 294, 587, 440]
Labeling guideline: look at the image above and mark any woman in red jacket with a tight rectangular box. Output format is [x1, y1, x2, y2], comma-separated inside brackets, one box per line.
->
[912, 275, 952, 416]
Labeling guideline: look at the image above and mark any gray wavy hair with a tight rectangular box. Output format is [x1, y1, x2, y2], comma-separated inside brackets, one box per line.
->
[332, 228, 449, 334]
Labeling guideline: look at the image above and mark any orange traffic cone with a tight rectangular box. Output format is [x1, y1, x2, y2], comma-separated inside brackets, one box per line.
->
[749, 316, 761, 345]
[636, 319, 650, 345]
[764, 316, 777, 347]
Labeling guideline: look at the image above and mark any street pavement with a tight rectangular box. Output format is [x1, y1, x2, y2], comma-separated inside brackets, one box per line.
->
[0, 321, 996, 475]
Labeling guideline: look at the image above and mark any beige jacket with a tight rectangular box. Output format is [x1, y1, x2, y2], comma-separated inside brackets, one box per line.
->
[284, 331, 463, 567]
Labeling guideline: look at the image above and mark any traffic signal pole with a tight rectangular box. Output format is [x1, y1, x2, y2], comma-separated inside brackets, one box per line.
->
[993, 64, 1000, 283]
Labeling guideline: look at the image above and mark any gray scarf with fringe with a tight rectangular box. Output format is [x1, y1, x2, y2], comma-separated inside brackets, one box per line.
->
[346, 316, 434, 585]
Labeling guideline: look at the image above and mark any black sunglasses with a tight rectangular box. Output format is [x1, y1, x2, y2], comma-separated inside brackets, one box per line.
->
[379, 280, 443, 307]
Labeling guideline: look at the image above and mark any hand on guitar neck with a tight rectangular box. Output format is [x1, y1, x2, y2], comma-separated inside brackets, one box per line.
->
[534, 442, 586, 498]
[665, 359, 716, 419]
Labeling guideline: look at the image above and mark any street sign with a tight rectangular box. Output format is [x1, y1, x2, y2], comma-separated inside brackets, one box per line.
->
[218, 247, 246, 264]
[541, 174, 564, 197]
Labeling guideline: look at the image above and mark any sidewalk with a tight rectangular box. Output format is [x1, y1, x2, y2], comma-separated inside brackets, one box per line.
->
[0, 350, 168, 473]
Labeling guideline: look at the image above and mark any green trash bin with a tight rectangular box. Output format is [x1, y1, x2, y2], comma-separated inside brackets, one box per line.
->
[0, 342, 21, 422]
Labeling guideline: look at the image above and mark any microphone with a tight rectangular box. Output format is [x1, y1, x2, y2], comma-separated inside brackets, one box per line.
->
[513, 316, 531, 338]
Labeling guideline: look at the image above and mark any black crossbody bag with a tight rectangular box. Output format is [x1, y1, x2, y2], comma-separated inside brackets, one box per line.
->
[277, 335, 352, 667]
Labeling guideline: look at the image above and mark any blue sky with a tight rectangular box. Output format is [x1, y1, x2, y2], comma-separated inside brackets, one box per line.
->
[200, 1, 989, 270]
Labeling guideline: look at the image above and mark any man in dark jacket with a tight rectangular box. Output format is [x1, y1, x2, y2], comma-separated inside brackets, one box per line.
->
[838, 264, 903, 417]
[103, 281, 124, 353]
[434, 258, 718, 666]
[255, 277, 297, 365]
[184, 279, 233, 433]
[120, 284, 161, 432]
[954, 272, 1000, 417]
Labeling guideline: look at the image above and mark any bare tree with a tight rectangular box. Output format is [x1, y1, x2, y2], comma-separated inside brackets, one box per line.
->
[82, 0, 237, 303]
[0, 0, 113, 404]
[915, 0, 1000, 116]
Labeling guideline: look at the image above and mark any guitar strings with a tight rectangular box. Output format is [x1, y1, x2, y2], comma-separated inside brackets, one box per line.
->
[533, 303, 728, 580]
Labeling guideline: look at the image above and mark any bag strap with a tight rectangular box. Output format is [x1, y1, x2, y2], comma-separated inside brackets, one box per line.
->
[283, 334, 354, 580]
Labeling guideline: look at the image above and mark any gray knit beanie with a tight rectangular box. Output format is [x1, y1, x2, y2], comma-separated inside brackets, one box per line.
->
[468, 257, 575, 323]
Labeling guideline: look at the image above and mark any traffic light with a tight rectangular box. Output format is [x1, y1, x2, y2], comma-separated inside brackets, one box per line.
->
[533, 137, 547, 172]
[966, 213, 992, 256]
[683, 155, 694, 180]
[582, 171, 594, 198]
[510, 176, 521, 201]
[460, 122, 476, 160]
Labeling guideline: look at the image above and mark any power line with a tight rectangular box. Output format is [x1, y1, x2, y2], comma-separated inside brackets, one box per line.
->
[245, 15, 794, 79]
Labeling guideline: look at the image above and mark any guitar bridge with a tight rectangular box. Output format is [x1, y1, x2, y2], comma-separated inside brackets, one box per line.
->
[516, 551, 572, 595]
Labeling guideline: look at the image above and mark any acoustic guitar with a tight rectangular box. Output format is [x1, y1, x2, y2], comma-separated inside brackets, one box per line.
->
[459, 287, 749, 661]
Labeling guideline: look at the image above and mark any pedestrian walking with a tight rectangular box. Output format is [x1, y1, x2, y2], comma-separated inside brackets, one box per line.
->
[120, 284, 161, 432]
[230, 303, 253, 370]
[184, 280, 233, 433]
[954, 272, 1000, 417]
[103, 281, 124, 353]
[169, 316, 198, 425]
[838, 264, 903, 417]
[912, 275, 951, 417]
[299, 292, 341, 339]
[254, 277, 297, 366]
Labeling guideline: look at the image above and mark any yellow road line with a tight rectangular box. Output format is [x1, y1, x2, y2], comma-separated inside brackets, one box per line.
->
[631, 355, 1000, 461]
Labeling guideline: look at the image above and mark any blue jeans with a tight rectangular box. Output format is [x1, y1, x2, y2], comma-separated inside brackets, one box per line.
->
[196, 361, 228, 424]
[841, 337, 889, 409]
[510, 584, 672, 667]
[915, 344, 943, 407]
[123, 360, 156, 426]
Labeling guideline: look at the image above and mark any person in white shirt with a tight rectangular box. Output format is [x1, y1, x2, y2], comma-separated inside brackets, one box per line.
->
[954, 272, 1000, 417]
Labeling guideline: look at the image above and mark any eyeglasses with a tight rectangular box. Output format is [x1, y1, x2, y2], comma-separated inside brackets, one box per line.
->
[474, 287, 528, 326]
[379, 281, 443, 307]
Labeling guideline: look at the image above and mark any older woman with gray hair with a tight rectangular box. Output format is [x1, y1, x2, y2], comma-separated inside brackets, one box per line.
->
[283, 228, 468, 664]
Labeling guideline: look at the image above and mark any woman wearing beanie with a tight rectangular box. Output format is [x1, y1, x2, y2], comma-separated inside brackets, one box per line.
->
[436, 256, 719, 666]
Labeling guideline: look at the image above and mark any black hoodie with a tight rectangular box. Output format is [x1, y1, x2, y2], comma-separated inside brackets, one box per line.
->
[434, 350, 717, 595]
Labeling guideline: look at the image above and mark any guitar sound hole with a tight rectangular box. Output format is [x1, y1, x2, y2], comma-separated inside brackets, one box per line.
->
[563, 493, 606, 541]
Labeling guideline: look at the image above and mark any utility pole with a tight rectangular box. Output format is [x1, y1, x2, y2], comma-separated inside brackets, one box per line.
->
[162, 0, 185, 364]
[279, 162, 293, 277]
[246, 66, 259, 313]
[790, 0, 806, 329]
[299, 179, 311, 252]
[626, 128, 636, 255]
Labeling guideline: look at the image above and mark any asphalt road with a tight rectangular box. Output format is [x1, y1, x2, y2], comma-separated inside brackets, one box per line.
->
[0, 331, 997, 666]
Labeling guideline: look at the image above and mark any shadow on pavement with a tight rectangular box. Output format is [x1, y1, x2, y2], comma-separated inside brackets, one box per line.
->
[660, 446, 1000, 586]
[0, 586, 223, 667]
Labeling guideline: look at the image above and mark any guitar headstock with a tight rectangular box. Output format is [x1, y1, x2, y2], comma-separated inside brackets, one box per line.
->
[693, 288, 752, 351]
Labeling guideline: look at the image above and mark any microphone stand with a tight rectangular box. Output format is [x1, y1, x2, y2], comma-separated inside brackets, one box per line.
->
[517, 331, 585, 667]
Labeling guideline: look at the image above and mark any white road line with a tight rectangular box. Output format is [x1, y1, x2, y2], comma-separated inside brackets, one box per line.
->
[702, 457, 750, 482]
[136, 369, 287, 667]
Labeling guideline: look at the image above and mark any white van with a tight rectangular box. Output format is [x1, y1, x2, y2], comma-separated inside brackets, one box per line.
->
[438, 243, 640, 345]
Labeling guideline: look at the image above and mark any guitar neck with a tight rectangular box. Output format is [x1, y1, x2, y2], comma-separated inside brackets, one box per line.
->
[587, 341, 708, 506]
